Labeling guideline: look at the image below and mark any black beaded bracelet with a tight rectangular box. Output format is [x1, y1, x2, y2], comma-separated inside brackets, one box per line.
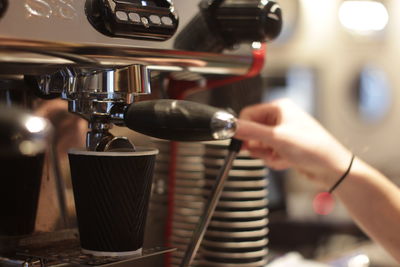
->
[328, 154, 355, 193]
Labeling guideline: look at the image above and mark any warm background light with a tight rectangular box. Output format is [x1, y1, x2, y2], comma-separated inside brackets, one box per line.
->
[339, 0, 389, 34]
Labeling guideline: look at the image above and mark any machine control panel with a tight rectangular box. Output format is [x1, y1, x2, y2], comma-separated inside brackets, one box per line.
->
[85, 0, 179, 41]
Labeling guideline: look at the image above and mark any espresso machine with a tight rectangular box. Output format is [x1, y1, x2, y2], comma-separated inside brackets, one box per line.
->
[0, 0, 282, 266]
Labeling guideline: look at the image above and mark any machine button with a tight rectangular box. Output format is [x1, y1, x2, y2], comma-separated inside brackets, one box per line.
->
[161, 16, 173, 26]
[85, 0, 179, 40]
[141, 17, 150, 28]
[149, 15, 161, 25]
[115, 11, 128, 21]
[128, 12, 141, 23]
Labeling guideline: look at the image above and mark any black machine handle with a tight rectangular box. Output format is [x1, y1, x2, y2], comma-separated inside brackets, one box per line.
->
[174, 0, 282, 52]
[124, 99, 237, 141]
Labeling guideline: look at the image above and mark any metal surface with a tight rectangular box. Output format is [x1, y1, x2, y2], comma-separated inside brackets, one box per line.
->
[205, 168, 268, 177]
[200, 257, 268, 267]
[2, 229, 173, 267]
[0, 40, 252, 76]
[211, 111, 237, 140]
[204, 157, 265, 167]
[38, 65, 151, 97]
[33, 64, 149, 121]
[0, 39, 251, 74]
[49, 139, 70, 228]
[16, 239, 175, 267]
[202, 238, 269, 249]
[216, 198, 269, 208]
[202, 248, 269, 259]
[0, 1, 253, 75]
[205, 228, 269, 238]
[200, 141, 269, 266]
[43, 65, 151, 150]
[203, 188, 268, 199]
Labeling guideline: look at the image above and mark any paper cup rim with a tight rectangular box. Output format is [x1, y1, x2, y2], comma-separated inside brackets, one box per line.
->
[68, 147, 159, 157]
[81, 248, 142, 257]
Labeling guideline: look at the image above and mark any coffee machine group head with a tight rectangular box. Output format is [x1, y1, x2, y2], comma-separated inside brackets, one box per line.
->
[26, 63, 240, 151]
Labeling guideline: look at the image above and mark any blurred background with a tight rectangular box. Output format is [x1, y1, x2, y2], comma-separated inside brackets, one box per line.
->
[249, 0, 400, 264]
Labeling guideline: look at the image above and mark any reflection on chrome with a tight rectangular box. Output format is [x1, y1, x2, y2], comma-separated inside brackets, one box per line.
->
[211, 111, 237, 140]
[25, 116, 47, 133]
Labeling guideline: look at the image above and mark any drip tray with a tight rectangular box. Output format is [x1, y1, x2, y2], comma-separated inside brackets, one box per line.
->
[13, 234, 174, 267]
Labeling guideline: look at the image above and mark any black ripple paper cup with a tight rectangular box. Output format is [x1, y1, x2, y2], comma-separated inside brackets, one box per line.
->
[68, 147, 158, 257]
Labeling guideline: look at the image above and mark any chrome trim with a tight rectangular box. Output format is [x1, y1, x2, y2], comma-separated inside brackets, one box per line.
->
[210, 111, 237, 140]
[0, 38, 253, 75]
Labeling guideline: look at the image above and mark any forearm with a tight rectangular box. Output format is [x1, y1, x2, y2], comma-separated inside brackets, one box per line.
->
[334, 157, 400, 262]
[236, 101, 400, 260]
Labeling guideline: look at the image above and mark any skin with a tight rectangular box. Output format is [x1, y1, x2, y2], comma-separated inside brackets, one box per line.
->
[234, 98, 400, 263]
[35, 99, 87, 154]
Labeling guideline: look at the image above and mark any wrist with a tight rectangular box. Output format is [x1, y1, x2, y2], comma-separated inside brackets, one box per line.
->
[328, 154, 355, 193]
[307, 148, 354, 191]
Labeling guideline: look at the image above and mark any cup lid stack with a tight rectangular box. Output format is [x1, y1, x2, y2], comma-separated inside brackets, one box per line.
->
[200, 141, 269, 267]
[152, 141, 206, 267]
[148, 140, 270, 267]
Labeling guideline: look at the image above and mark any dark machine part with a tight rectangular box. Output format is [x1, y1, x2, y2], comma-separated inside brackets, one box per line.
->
[174, 0, 282, 52]
[0, 76, 38, 107]
[0, 106, 50, 250]
[123, 99, 237, 141]
[0, 0, 7, 19]
[188, 74, 264, 114]
[85, 0, 179, 41]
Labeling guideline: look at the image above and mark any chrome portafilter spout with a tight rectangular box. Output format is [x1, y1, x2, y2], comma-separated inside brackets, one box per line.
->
[62, 65, 150, 151]
[86, 119, 135, 152]
[27, 64, 152, 151]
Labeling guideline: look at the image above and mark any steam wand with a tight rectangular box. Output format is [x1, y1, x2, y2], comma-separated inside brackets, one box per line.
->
[180, 138, 242, 267]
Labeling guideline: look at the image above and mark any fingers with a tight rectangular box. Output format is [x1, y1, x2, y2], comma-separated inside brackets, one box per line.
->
[240, 103, 280, 125]
[235, 119, 275, 143]
[246, 146, 290, 170]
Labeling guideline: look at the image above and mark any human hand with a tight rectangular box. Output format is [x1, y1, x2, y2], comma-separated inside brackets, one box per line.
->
[234, 99, 352, 189]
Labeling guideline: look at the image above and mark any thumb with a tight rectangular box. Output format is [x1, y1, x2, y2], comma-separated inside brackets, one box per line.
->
[234, 119, 275, 143]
